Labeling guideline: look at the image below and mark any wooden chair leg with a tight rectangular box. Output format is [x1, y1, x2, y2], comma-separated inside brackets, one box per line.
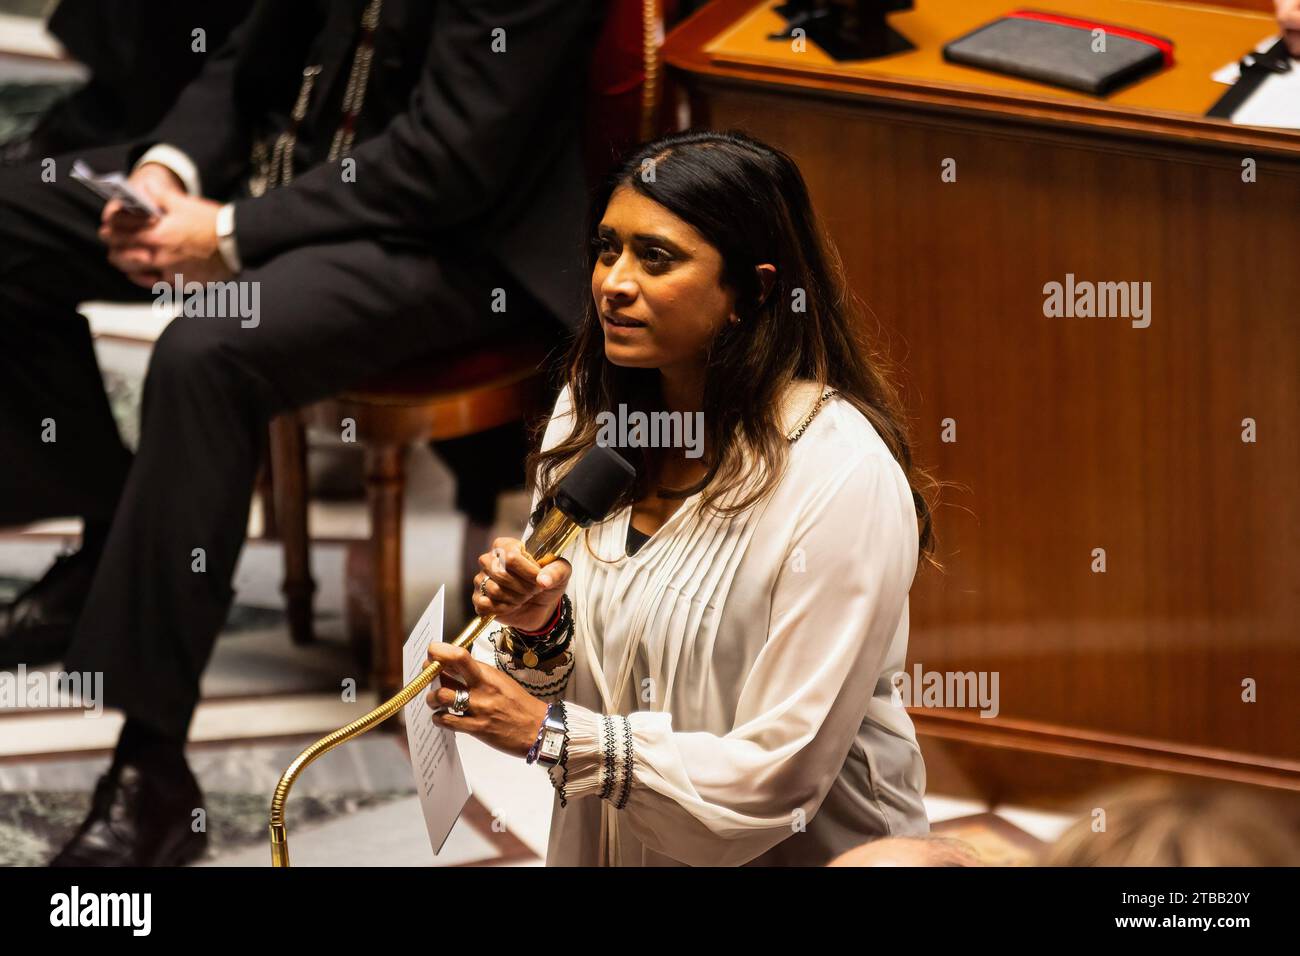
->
[257, 429, 278, 539]
[364, 442, 407, 702]
[344, 538, 374, 672]
[269, 413, 316, 645]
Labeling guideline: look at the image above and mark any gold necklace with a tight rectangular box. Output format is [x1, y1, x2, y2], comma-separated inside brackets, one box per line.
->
[787, 386, 837, 443]
[581, 386, 839, 563]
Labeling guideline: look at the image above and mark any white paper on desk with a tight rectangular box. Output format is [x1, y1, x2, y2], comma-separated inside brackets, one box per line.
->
[401, 586, 471, 856]
[1229, 67, 1300, 130]
[1210, 35, 1300, 130]
[1212, 34, 1281, 84]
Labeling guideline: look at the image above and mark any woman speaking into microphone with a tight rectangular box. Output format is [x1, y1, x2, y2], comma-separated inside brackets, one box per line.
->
[425, 128, 937, 866]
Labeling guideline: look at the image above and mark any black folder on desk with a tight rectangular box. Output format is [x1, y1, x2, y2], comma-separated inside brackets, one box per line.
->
[943, 9, 1174, 96]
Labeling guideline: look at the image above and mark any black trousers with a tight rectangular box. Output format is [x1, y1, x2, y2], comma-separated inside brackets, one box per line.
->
[0, 145, 537, 739]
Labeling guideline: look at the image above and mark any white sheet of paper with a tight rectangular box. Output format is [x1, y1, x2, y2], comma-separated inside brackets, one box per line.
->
[401, 586, 471, 856]
[1212, 34, 1281, 85]
[1229, 66, 1300, 130]
[1209, 36, 1300, 130]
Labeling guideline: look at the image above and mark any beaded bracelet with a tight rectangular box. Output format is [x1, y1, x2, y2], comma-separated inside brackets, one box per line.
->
[513, 595, 563, 637]
[502, 595, 573, 668]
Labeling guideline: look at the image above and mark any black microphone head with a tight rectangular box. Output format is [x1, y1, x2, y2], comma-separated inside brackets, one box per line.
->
[554, 444, 637, 526]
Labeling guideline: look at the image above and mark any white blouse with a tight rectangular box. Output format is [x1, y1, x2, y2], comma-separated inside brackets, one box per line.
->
[477, 379, 929, 866]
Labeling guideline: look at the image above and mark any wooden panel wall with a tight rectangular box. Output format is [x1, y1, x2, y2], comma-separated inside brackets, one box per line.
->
[685, 79, 1300, 802]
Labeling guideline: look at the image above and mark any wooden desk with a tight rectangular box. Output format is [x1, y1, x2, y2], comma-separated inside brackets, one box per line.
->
[663, 0, 1300, 808]
[704, 0, 1292, 121]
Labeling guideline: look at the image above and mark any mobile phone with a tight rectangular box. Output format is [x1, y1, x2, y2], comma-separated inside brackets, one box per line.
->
[69, 159, 162, 217]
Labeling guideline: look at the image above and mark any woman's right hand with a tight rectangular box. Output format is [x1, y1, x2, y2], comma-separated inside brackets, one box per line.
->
[472, 537, 572, 632]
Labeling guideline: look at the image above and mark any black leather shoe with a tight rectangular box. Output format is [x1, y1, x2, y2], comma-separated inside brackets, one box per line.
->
[0, 548, 98, 669]
[50, 755, 208, 867]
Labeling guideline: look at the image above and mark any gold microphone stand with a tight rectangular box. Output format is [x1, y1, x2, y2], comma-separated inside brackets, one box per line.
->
[268, 508, 581, 867]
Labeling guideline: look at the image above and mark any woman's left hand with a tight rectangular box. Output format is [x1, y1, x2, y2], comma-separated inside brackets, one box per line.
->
[425, 642, 550, 758]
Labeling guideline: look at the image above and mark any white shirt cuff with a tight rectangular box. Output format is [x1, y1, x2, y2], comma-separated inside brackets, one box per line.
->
[546, 702, 634, 808]
[133, 144, 201, 197]
[215, 203, 242, 274]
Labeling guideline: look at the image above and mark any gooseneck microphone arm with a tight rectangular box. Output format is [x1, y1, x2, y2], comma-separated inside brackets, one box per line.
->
[268, 444, 635, 867]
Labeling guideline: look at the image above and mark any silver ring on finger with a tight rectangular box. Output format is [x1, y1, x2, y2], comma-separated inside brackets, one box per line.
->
[449, 688, 471, 717]
[478, 575, 489, 597]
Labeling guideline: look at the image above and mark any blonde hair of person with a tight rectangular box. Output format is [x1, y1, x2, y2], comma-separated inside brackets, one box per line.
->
[1041, 776, 1300, 867]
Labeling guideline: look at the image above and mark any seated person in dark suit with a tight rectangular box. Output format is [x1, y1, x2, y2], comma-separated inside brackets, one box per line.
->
[0, 0, 604, 866]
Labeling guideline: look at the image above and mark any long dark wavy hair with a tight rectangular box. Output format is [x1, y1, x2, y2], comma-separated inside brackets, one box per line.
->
[527, 128, 937, 565]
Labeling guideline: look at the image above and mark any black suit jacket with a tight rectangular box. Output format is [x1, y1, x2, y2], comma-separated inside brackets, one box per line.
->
[137, 0, 605, 329]
[45, 0, 254, 148]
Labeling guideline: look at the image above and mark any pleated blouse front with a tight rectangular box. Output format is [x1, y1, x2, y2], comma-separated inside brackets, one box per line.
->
[479, 379, 930, 866]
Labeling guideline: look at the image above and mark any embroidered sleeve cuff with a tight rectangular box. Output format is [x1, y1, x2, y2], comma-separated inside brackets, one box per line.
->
[134, 144, 201, 197]
[494, 644, 574, 702]
[490, 626, 573, 703]
[545, 702, 634, 811]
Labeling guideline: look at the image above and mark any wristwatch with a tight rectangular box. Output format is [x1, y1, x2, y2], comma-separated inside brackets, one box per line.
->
[526, 702, 567, 766]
